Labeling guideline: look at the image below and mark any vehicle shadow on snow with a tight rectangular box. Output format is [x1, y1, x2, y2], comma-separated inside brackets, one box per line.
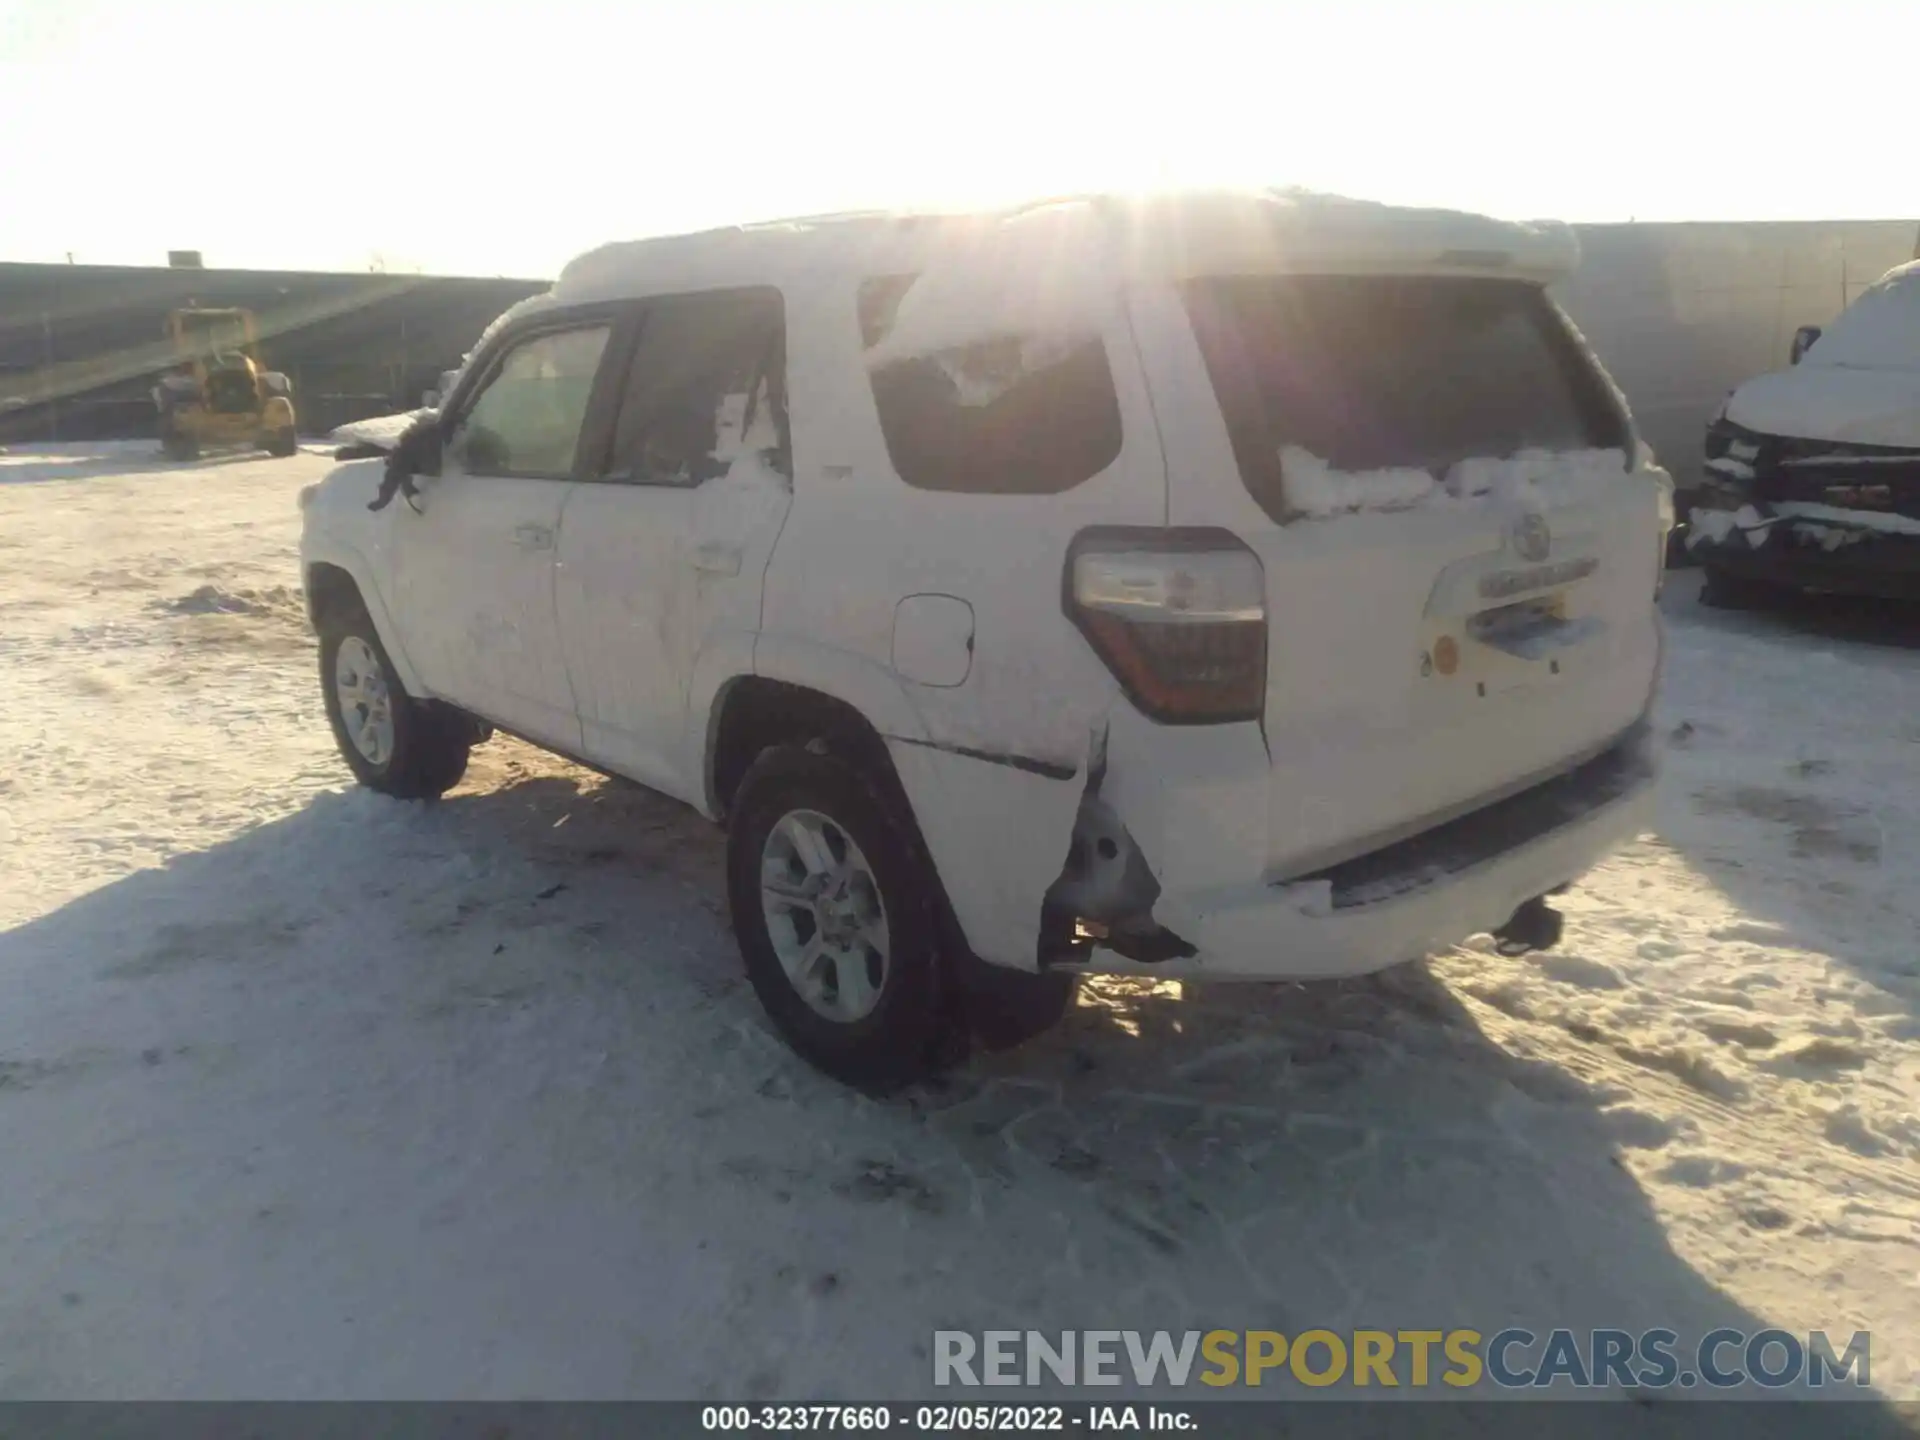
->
[4, 766, 1913, 1426]
[1658, 579, 1920, 1025]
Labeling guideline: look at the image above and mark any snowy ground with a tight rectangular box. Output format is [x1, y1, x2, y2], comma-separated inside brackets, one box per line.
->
[1, 444, 1917, 1416]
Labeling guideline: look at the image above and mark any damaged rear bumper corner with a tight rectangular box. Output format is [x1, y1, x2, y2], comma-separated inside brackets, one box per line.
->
[1059, 724, 1657, 983]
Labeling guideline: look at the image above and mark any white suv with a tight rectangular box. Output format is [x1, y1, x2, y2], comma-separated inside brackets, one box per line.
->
[300, 190, 1668, 1085]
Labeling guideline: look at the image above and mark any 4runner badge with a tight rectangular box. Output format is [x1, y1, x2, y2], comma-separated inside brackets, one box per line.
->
[1510, 513, 1552, 562]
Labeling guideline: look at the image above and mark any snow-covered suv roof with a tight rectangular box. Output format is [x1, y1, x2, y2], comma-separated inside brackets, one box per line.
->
[547, 189, 1582, 307]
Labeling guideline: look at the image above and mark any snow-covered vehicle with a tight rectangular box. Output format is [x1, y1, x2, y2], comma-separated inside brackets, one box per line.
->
[1693, 259, 1920, 605]
[298, 190, 1669, 1085]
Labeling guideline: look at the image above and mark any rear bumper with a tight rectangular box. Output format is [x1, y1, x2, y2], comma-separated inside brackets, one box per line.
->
[1071, 723, 1658, 982]
[1693, 525, 1920, 601]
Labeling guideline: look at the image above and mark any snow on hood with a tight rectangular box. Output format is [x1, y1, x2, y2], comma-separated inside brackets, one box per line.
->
[1724, 365, 1920, 449]
[1279, 446, 1628, 520]
[330, 409, 432, 452]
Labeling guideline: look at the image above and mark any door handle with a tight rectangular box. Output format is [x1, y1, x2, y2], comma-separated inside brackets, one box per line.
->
[513, 522, 555, 552]
[693, 542, 742, 576]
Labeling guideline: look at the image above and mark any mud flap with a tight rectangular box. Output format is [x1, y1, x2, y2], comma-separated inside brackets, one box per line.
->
[885, 731, 1094, 971]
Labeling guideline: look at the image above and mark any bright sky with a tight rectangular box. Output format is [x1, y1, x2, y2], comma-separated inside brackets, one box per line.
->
[1, 0, 1913, 279]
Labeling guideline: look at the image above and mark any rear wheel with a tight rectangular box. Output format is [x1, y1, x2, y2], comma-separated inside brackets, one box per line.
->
[1701, 566, 1790, 611]
[160, 424, 197, 461]
[727, 746, 948, 1088]
[318, 603, 470, 798]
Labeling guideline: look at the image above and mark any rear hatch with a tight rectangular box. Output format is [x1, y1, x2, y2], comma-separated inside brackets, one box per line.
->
[1179, 273, 1662, 879]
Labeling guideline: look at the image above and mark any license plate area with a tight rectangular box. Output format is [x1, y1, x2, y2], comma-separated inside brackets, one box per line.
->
[1423, 590, 1605, 697]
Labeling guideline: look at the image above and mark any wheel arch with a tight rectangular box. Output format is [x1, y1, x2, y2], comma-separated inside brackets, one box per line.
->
[301, 548, 425, 697]
[703, 646, 1083, 974]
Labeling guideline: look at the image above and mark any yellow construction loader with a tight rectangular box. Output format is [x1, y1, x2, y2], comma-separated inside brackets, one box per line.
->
[153, 307, 298, 460]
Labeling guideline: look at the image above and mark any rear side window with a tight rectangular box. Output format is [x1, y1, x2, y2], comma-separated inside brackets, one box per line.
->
[858, 276, 1123, 495]
[1182, 276, 1627, 517]
[605, 287, 789, 486]
[452, 325, 611, 478]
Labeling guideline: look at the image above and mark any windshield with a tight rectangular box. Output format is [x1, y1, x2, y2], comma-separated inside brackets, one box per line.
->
[1802, 268, 1920, 371]
[179, 313, 251, 356]
[1183, 274, 1627, 518]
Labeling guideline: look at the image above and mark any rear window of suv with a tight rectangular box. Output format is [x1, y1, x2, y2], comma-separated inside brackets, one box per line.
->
[858, 275, 1123, 495]
[1182, 275, 1628, 519]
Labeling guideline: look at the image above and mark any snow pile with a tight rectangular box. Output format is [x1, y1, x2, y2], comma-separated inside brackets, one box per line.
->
[1279, 447, 1435, 517]
[1686, 504, 1773, 549]
[1723, 366, 1920, 449]
[1690, 500, 1920, 552]
[695, 380, 791, 521]
[1279, 446, 1629, 520]
[1798, 523, 1867, 553]
[1772, 500, 1920, 538]
[935, 335, 1084, 409]
[1446, 447, 1627, 501]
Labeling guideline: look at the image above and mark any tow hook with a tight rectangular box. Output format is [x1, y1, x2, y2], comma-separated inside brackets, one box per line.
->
[1492, 895, 1565, 957]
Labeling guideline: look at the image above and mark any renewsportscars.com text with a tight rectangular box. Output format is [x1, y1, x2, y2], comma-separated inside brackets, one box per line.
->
[933, 1328, 1872, 1391]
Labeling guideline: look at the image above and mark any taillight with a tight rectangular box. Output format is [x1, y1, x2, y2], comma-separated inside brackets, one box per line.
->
[1064, 528, 1267, 724]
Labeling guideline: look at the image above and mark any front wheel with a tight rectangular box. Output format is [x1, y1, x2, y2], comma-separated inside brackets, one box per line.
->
[318, 604, 470, 798]
[160, 425, 197, 461]
[264, 426, 297, 457]
[727, 746, 949, 1088]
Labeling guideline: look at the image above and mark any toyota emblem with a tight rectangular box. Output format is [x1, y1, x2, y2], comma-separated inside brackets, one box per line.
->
[1511, 513, 1551, 562]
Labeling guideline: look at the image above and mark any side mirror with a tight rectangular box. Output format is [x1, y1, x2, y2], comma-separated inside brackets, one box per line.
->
[393, 412, 445, 478]
[1790, 325, 1822, 365]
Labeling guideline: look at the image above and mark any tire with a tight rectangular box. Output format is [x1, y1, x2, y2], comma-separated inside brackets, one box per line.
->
[160, 425, 197, 461]
[727, 745, 949, 1088]
[264, 427, 298, 457]
[1700, 566, 1788, 611]
[317, 601, 470, 799]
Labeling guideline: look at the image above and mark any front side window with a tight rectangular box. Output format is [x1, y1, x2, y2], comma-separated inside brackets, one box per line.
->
[452, 325, 610, 478]
[858, 275, 1123, 496]
[605, 287, 789, 486]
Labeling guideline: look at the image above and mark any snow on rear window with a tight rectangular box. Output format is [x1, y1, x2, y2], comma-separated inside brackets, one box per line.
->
[1280, 445, 1628, 521]
[1184, 275, 1628, 522]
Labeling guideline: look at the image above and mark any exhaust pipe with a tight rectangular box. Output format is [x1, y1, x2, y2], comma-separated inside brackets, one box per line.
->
[1491, 895, 1565, 956]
